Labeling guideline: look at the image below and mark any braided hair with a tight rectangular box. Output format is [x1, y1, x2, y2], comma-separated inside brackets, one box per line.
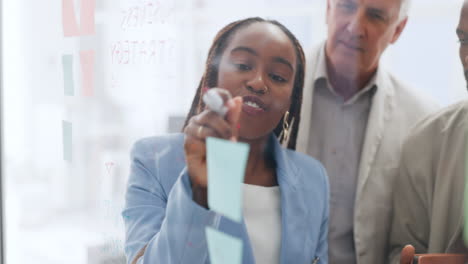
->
[182, 17, 306, 150]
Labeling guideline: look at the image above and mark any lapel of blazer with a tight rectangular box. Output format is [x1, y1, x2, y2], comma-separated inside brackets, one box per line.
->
[271, 136, 309, 263]
[355, 68, 395, 199]
[296, 43, 323, 154]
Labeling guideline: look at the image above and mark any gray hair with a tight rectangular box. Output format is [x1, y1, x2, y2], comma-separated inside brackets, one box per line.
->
[398, 0, 411, 21]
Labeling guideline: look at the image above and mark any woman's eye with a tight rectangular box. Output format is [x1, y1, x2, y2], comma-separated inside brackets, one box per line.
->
[236, 64, 251, 71]
[269, 73, 287, 83]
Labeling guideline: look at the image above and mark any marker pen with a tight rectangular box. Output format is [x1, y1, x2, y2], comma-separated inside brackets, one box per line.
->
[202, 88, 232, 117]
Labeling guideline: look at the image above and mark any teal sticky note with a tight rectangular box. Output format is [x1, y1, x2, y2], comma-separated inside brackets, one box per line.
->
[62, 121, 72, 162]
[62, 54, 74, 96]
[206, 227, 243, 264]
[206, 137, 249, 223]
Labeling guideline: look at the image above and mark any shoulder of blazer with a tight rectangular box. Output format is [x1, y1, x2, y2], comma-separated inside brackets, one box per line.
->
[366, 67, 439, 139]
[305, 41, 326, 79]
[382, 70, 439, 117]
[130, 133, 186, 191]
[407, 100, 468, 141]
[131, 133, 184, 166]
[281, 148, 329, 189]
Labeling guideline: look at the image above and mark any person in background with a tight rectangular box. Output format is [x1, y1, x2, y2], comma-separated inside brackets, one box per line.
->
[295, 0, 439, 263]
[122, 17, 329, 264]
[388, 1, 468, 262]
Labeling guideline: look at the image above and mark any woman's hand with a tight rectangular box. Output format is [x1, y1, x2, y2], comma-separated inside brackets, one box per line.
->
[183, 95, 242, 208]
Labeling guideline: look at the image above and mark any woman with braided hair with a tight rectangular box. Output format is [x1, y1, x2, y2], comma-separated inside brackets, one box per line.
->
[123, 17, 329, 264]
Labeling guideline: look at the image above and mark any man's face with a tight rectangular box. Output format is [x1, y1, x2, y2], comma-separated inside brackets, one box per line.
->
[457, 2, 468, 89]
[325, 0, 407, 78]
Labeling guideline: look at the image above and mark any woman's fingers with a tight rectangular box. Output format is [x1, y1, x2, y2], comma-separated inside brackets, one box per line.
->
[183, 134, 205, 154]
[197, 110, 233, 139]
[182, 94, 242, 195]
[226, 97, 243, 141]
[183, 134, 208, 188]
[185, 121, 220, 140]
[187, 110, 233, 140]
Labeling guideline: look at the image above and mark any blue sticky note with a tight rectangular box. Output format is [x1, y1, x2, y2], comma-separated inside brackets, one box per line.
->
[62, 121, 72, 162]
[62, 55, 74, 96]
[206, 227, 243, 264]
[206, 137, 249, 223]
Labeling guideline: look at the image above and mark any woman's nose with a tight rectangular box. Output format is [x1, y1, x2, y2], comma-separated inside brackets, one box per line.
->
[246, 73, 268, 94]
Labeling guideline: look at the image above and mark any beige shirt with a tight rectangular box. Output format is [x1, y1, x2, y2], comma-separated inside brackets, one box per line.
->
[388, 100, 468, 263]
[307, 46, 377, 264]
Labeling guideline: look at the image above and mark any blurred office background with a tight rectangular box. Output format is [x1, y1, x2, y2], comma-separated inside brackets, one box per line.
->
[2, 0, 465, 263]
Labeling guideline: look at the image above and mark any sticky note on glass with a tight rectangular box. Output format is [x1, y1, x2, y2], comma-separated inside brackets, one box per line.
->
[79, 0, 96, 35]
[62, 121, 72, 162]
[80, 50, 95, 96]
[206, 137, 249, 223]
[62, 0, 95, 37]
[206, 227, 242, 264]
[62, 55, 74, 96]
[62, 0, 80, 37]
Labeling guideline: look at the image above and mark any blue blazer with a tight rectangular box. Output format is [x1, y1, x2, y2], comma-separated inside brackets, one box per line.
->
[123, 133, 329, 264]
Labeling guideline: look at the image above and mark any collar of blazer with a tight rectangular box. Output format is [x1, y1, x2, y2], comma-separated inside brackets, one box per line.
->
[267, 134, 316, 263]
[297, 41, 395, 199]
[267, 133, 300, 189]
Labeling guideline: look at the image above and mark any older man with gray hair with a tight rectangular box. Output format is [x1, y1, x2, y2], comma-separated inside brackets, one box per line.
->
[296, 0, 438, 263]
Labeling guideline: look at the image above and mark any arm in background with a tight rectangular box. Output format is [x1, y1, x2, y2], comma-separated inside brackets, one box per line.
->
[387, 134, 431, 264]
